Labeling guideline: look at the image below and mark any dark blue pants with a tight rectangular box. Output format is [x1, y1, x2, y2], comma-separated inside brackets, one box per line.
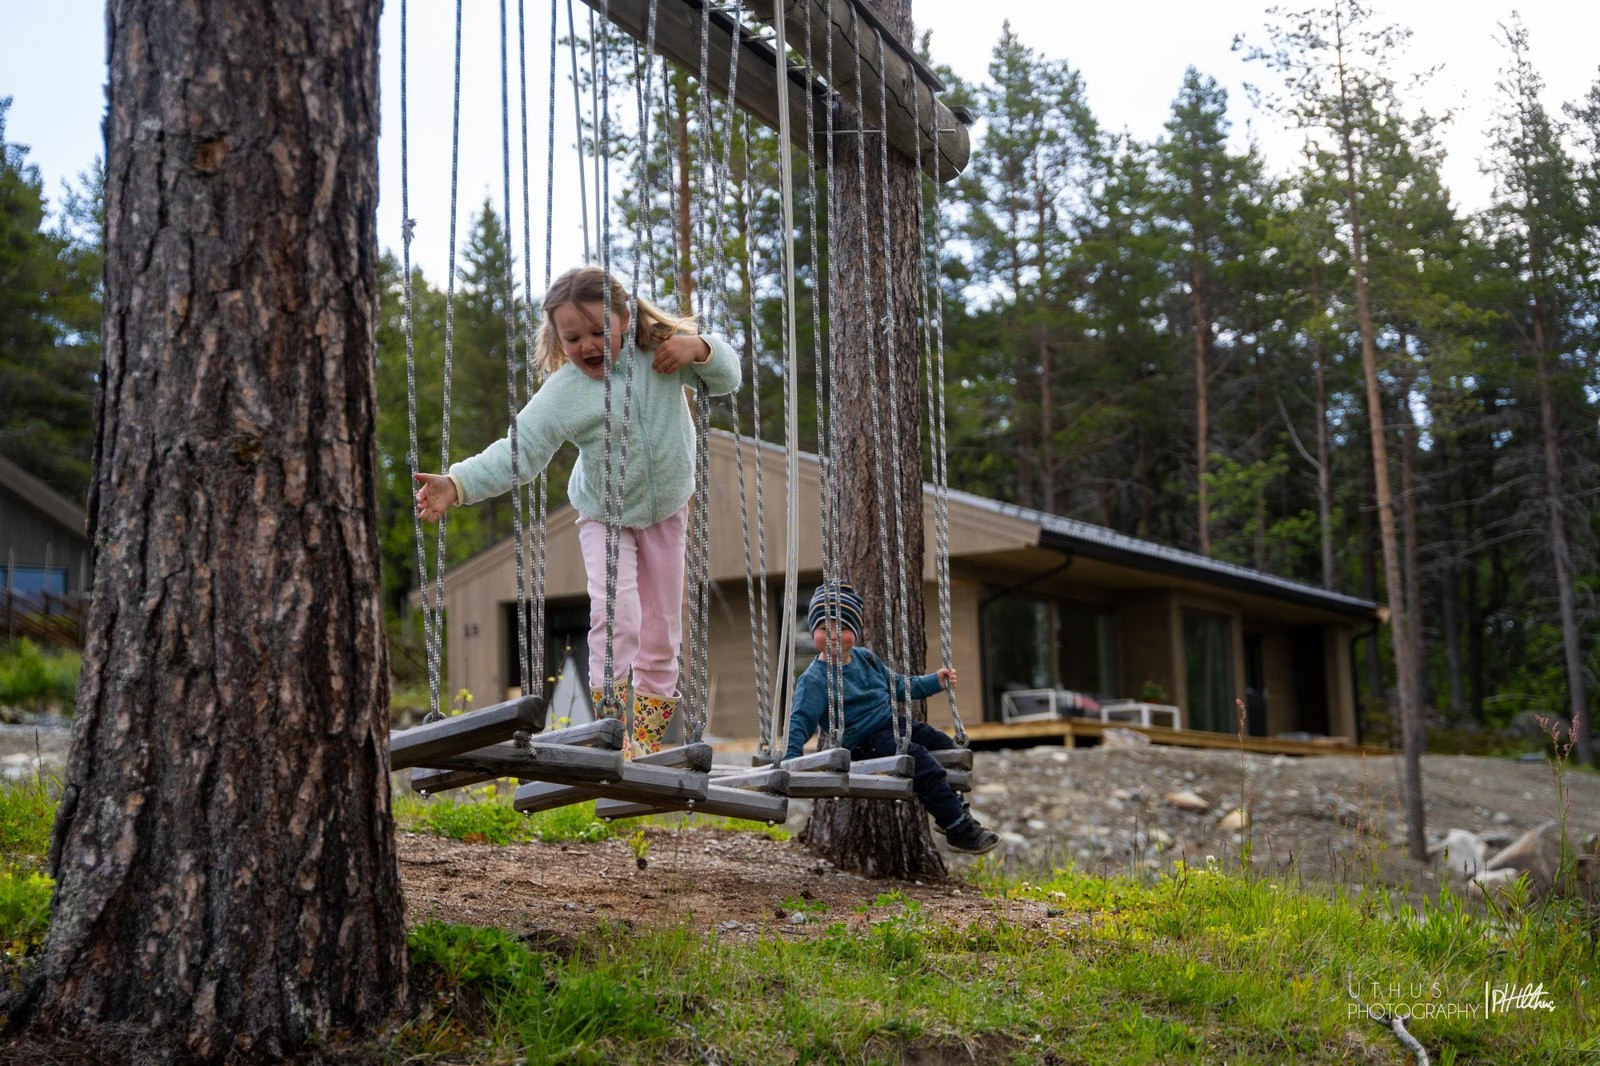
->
[850, 721, 966, 830]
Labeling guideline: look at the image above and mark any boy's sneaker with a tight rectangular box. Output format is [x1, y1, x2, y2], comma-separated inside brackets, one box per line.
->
[944, 816, 999, 855]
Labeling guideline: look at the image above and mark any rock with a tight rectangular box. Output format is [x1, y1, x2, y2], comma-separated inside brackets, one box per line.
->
[1102, 728, 1150, 748]
[1503, 711, 1554, 741]
[1025, 819, 1048, 832]
[1492, 811, 1512, 825]
[1218, 808, 1250, 832]
[1469, 868, 1521, 896]
[1164, 789, 1210, 814]
[1110, 789, 1132, 802]
[1485, 821, 1562, 894]
[1429, 828, 1487, 878]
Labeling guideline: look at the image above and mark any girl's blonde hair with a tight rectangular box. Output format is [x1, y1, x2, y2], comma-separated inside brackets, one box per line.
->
[535, 264, 699, 377]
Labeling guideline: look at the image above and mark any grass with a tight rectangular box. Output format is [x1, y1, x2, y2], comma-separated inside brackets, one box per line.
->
[4, 761, 1596, 1061]
[393, 781, 794, 845]
[0, 639, 80, 714]
[394, 864, 1599, 1064]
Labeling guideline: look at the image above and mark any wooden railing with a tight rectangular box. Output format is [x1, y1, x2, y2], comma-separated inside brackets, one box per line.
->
[1, 590, 88, 649]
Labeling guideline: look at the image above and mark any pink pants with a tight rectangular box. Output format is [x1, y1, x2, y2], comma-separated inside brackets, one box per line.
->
[576, 502, 688, 696]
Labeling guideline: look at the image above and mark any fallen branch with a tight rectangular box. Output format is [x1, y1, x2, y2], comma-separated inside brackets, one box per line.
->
[1346, 973, 1430, 1065]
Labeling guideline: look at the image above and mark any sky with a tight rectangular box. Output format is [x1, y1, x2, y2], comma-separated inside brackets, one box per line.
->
[4, 1, 1597, 286]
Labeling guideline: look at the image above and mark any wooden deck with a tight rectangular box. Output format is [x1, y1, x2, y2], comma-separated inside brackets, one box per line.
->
[960, 717, 1388, 757]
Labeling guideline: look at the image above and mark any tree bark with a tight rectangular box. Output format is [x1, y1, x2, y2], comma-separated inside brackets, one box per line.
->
[1334, 12, 1426, 858]
[800, 0, 944, 882]
[1311, 268, 1335, 590]
[1190, 260, 1212, 557]
[1531, 312, 1591, 764]
[1395, 339, 1428, 723]
[1036, 177, 1055, 513]
[15, 1, 405, 1056]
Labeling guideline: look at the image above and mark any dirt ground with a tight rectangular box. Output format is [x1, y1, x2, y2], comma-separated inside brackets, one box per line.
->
[6, 714, 1593, 931]
[398, 742, 1600, 937]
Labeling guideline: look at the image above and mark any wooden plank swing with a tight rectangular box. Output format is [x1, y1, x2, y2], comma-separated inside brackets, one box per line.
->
[393, 0, 978, 821]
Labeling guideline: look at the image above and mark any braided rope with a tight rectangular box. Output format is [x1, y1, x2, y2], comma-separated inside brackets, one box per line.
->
[769, 2, 804, 759]
[422, 0, 467, 723]
[399, 0, 444, 720]
[499, 0, 531, 698]
[843, 10, 904, 756]
[819, 0, 847, 745]
[565, 0, 592, 260]
[909, 64, 963, 744]
[873, 28, 916, 757]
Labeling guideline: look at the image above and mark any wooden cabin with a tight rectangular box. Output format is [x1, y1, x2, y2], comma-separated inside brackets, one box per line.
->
[424, 432, 1380, 748]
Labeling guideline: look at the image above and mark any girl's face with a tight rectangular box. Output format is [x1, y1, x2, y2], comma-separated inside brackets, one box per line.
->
[552, 300, 627, 379]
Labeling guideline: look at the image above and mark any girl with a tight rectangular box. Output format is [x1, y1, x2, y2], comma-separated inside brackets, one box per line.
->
[414, 265, 741, 756]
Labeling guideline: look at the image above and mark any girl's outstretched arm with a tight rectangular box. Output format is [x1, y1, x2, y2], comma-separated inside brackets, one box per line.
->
[448, 390, 567, 505]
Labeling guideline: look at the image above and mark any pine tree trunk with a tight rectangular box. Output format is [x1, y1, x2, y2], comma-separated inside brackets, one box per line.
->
[1531, 312, 1591, 764]
[1311, 271, 1335, 590]
[1036, 180, 1054, 513]
[15, 1, 405, 1055]
[1190, 260, 1211, 556]
[1396, 345, 1428, 723]
[800, 0, 944, 882]
[1335, 28, 1426, 857]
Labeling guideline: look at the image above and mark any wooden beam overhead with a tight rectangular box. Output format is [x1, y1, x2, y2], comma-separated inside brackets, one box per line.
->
[577, 0, 969, 182]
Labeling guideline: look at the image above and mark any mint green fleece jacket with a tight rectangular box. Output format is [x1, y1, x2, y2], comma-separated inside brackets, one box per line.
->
[447, 334, 740, 527]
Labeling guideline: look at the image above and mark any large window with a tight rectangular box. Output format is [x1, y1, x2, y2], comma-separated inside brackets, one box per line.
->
[982, 594, 1116, 719]
[1183, 611, 1235, 733]
[7, 565, 67, 601]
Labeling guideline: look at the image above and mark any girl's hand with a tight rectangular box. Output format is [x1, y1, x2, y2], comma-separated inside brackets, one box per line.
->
[936, 667, 957, 691]
[413, 472, 459, 523]
[652, 334, 711, 374]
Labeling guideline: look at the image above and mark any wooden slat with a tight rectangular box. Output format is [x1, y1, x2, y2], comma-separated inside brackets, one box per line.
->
[745, 0, 970, 180]
[928, 748, 972, 771]
[422, 742, 621, 782]
[389, 696, 547, 770]
[534, 718, 627, 748]
[706, 766, 790, 793]
[509, 743, 713, 811]
[595, 784, 789, 823]
[851, 754, 913, 777]
[581, 0, 968, 182]
[943, 768, 970, 793]
[844, 773, 915, 800]
[782, 747, 852, 772]
[783, 770, 850, 797]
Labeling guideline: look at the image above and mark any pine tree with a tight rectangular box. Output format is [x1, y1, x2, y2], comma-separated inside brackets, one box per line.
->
[0, 99, 97, 500]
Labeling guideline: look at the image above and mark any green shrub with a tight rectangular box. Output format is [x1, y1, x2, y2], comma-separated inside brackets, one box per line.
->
[0, 640, 81, 712]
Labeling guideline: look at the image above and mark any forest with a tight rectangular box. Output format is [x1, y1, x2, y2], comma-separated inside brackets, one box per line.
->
[3, 4, 1597, 757]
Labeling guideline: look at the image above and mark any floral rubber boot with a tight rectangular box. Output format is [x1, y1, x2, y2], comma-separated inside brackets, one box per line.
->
[628, 689, 680, 758]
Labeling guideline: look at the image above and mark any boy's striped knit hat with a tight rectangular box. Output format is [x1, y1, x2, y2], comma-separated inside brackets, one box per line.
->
[807, 581, 864, 639]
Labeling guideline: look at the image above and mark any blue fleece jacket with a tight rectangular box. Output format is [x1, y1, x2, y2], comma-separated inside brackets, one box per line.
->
[448, 334, 740, 526]
[784, 648, 944, 760]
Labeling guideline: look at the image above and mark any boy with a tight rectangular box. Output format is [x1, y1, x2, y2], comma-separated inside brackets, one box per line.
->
[784, 582, 1000, 855]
